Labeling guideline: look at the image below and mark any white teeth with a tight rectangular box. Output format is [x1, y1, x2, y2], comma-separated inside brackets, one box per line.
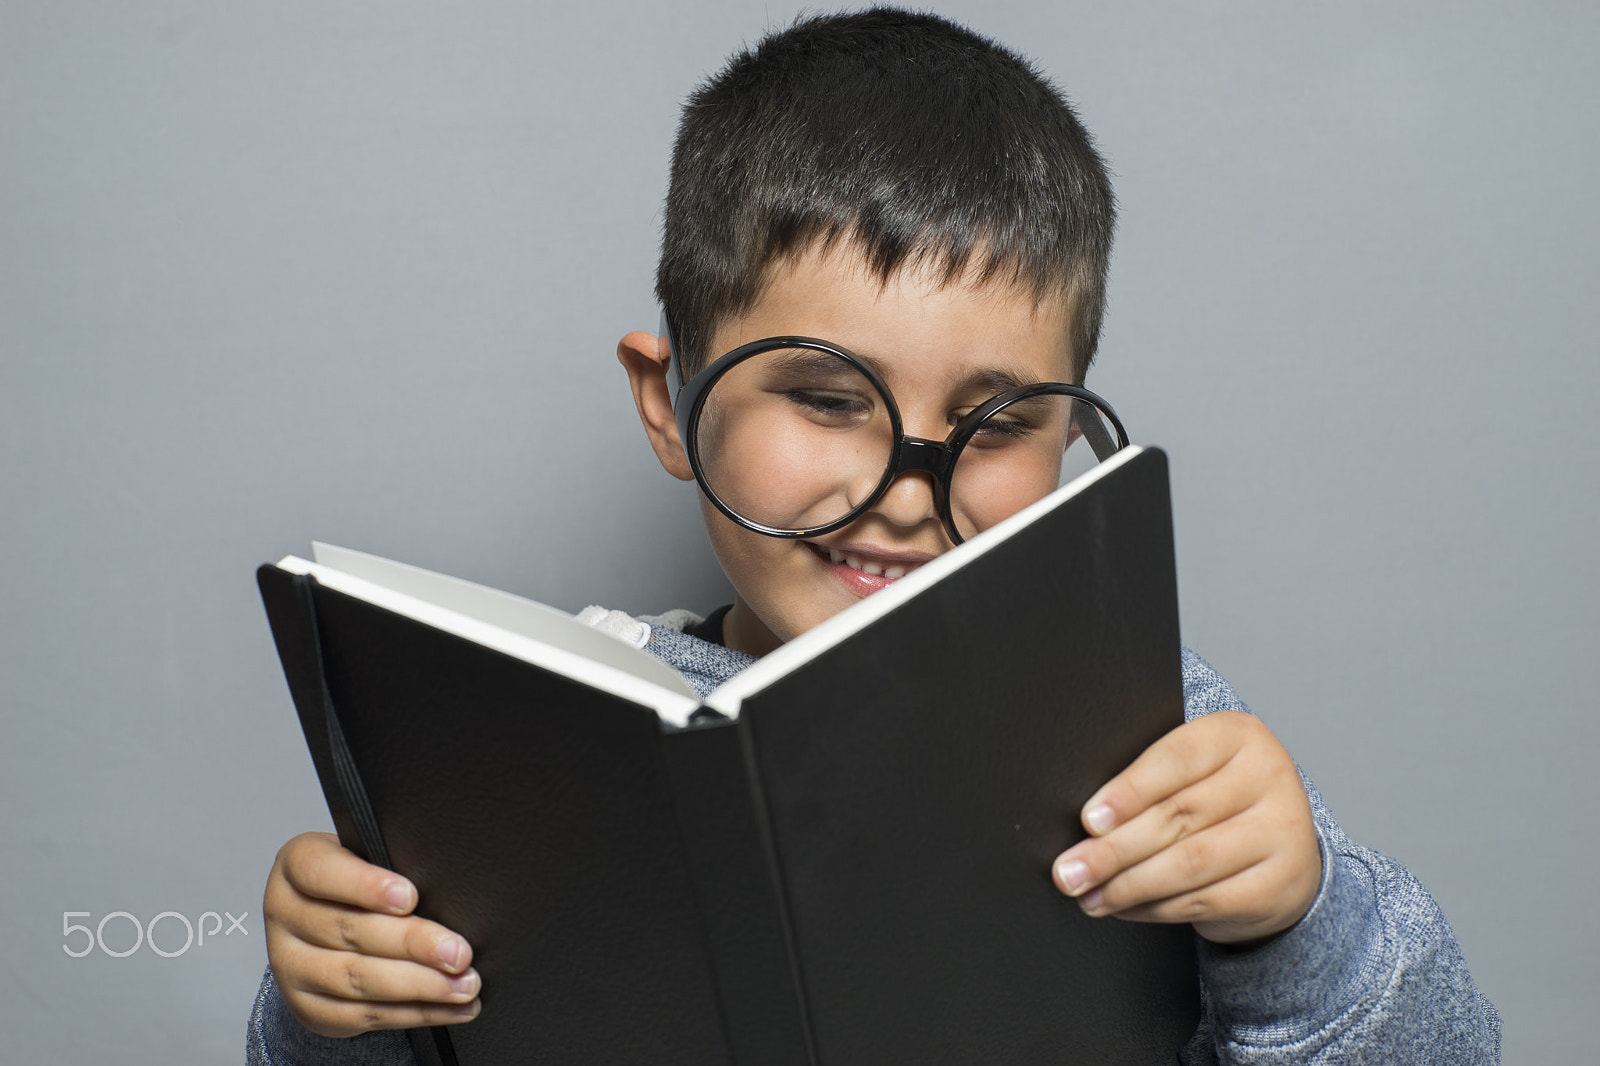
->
[821, 545, 914, 579]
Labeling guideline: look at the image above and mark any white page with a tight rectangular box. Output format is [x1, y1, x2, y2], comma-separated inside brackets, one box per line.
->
[309, 543, 696, 696]
[281, 548, 701, 726]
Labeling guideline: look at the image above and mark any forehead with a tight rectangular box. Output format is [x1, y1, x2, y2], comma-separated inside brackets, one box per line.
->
[711, 242, 1078, 387]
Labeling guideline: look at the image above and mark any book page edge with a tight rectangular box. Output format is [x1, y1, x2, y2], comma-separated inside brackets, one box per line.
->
[275, 556, 704, 728]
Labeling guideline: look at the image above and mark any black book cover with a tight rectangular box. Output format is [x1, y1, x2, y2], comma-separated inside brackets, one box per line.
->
[257, 446, 1199, 1065]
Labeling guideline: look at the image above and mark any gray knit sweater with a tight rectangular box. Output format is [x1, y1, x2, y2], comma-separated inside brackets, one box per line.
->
[248, 609, 1500, 1064]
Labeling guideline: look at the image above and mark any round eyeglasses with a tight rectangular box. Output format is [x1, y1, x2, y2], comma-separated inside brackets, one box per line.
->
[668, 331, 1130, 546]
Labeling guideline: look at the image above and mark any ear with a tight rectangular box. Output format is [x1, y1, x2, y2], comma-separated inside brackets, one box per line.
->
[617, 330, 694, 481]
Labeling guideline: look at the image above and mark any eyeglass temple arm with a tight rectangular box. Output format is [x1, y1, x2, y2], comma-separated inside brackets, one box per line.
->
[1076, 401, 1120, 460]
[659, 311, 686, 404]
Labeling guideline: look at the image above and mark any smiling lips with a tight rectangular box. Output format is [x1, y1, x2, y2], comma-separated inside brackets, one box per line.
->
[805, 541, 935, 595]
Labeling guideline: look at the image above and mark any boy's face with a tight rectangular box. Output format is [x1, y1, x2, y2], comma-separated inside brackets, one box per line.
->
[621, 243, 1077, 656]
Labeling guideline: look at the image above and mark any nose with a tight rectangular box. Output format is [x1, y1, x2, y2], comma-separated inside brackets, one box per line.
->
[870, 466, 942, 529]
[867, 436, 948, 531]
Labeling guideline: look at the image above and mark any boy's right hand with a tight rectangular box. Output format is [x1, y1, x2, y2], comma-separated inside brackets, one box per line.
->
[264, 832, 482, 1038]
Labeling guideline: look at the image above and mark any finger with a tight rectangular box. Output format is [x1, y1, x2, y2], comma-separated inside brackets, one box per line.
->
[1053, 768, 1255, 897]
[1078, 711, 1257, 836]
[287, 990, 482, 1039]
[1077, 815, 1273, 919]
[269, 889, 474, 973]
[276, 832, 418, 915]
[1085, 852, 1311, 943]
[273, 932, 483, 1005]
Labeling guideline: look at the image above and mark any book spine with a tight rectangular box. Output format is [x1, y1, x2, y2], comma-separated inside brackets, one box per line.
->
[662, 719, 814, 1066]
[256, 565, 460, 1066]
[257, 565, 365, 851]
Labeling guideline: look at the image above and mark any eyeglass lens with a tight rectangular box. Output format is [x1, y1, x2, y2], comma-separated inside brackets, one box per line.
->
[692, 346, 1118, 539]
[946, 392, 1112, 540]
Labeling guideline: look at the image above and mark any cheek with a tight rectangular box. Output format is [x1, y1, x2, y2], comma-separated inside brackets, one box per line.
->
[698, 498, 798, 615]
[697, 498, 854, 642]
[699, 495, 775, 570]
[948, 455, 1063, 538]
[697, 419, 879, 531]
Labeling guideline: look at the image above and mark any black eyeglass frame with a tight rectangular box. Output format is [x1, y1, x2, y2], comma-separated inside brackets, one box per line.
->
[664, 319, 1131, 545]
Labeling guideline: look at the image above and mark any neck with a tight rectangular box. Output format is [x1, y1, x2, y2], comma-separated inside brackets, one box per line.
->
[722, 598, 782, 657]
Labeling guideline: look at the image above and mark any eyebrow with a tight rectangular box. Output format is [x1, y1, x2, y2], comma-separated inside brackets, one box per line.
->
[765, 348, 869, 381]
[851, 353, 1043, 396]
[951, 366, 1043, 395]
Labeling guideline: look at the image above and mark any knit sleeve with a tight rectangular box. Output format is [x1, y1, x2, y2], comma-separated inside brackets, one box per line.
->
[1178, 648, 1500, 1064]
[248, 966, 418, 1066]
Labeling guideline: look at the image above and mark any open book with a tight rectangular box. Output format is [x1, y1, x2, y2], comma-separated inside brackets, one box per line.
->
[257, 445, 1199, 1066]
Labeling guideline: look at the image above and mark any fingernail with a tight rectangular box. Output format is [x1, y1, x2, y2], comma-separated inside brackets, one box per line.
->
[451, 1000, 481, 1020]
[1084, 804, 1115, 835]
[449, 969, 479, 997]
[1081, 889, 1104, 915]
[385, 880, 414, 912]
[437, 935, 465, 969]
[1055, 858, 1090, 894]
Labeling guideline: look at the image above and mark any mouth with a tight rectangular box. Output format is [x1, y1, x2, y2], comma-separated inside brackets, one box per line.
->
[803, 540, 936, 596]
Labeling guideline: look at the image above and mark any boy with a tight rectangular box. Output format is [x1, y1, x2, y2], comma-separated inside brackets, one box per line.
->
[249, 9, 1499, 1064]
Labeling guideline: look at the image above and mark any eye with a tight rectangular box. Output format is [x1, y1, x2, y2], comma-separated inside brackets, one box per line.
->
[967, 415, 1039, 445]
[780, 388, 874, 425]
[961, 392, 1063, 447]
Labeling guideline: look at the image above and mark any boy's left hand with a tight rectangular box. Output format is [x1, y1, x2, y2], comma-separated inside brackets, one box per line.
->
[1052, 711, 1322, 945]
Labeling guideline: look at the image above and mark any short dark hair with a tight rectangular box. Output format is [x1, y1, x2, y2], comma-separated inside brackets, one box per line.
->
[656, 7, 1116, 381]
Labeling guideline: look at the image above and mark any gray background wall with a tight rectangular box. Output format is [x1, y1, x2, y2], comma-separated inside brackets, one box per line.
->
[2, 1, 1593, 1061]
